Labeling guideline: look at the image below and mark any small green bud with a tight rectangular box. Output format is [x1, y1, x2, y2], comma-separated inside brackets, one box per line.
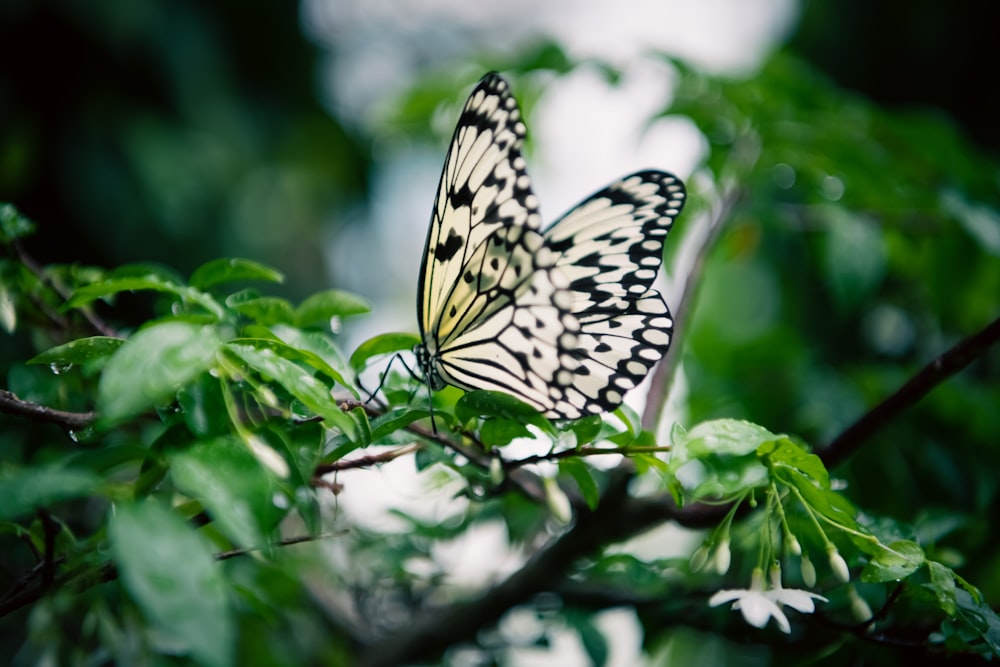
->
[543, 476, 572, 524]
[713, 538, 731, 575]
[847, 584, 873, 623]
[800, 552, 816, 587]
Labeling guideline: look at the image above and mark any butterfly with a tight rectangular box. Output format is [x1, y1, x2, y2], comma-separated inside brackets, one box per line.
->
[414, 72, 685, 420]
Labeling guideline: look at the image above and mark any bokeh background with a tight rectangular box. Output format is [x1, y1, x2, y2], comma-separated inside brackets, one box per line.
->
[2, 0, 999, 664]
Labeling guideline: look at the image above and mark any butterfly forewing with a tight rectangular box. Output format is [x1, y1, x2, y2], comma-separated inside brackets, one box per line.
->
[418, 75, 542, 343]
[416, 73, 686, 420]
[416, 73, 583, 415]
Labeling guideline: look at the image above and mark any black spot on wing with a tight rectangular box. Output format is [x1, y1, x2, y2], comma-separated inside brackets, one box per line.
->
[435, 230, 465, 262]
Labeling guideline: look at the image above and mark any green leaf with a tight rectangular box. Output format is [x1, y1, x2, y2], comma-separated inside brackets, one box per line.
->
[783, 469, 862, 534]
[189, 258, 284, 290]
[560, 457, 600, 510]
[953, 586, 1000, 656]
[228, 336, 354, 395]
[98, 322, 223, 425]
[565, 414, 604, 445]
[942, 189, 1000, 258]
[565, 608, 609, 667]
[686, 458, 769, 500]
[667, 419, 778, 499]
[0, 203, 36, 242]
[177, 373, 230, 438]
[109, 501, 234, 667]
[28, 336, 124, 366]
[349, 332, 421, 371]
[269, 324, 357, 397]
[170, 436, 285, 547]
[821, 207, 886, 307]
[760, 437, 830, 489]
[479, 417, 532, 447]
[65, 268, 224, 319]
[0, 465, 101, 520]
[671, 419, 781, 463]
[231, 296, 296, 325]
[226, 341, 357, 440]
[455, 390, 550, 430]
[66, 445, 149, 474]
[923, 560, 958, 615]
[295, 289, 371, 327]
[860, 540, 925, 583]
[367, 407, 429, 443]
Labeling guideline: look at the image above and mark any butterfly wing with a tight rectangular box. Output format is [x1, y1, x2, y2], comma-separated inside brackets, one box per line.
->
[416, 73, 585, 417]
[542, 170, 686, 412]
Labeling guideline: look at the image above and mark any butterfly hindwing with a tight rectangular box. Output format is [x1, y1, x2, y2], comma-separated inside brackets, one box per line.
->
[542, 171, 685, 412]
[416, 74, 686, 420]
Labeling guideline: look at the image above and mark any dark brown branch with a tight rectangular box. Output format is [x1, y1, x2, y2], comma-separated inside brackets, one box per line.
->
[819, 315, 1000, 468]
[314, 444, 422, 474]
[356, 471, 635, 667]
[0, 388, 95, 429]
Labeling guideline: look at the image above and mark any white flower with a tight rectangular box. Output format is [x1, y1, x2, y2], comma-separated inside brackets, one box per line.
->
[709, 568, 827, 634]
[767, 565, 827, 614]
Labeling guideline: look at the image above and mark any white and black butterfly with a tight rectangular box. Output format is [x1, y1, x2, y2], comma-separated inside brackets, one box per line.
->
[414, 73, 685, 420]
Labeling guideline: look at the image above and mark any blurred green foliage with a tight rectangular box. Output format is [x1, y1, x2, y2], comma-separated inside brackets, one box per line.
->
[0, 0, 368, 297]
[1, 2, 999, 666]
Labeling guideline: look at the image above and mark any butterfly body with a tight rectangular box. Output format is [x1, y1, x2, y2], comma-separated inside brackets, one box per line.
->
[415, 73, 685, 419]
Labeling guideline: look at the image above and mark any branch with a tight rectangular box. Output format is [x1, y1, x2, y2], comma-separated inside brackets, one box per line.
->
[333, 399, 549, 503]
[13, 239, 119, 338]
[0, 388, 95, 429]
[819, 314, 1000, 468]
[314, 444, 422, 474]
[0, 532, 345, 619]
[503, 444, 671, 469]
[356, 471, 636, 667]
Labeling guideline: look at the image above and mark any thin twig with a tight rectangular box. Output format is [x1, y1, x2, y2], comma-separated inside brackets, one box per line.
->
[0, 532, 346, 619]
[0, 388, 95, 429]
[503, 444, 671, 469]
[13, 240, 119, 338]
[314, 444, 422, 474]
[819, 314, 1000, 468]
[334, 399, 549, 502]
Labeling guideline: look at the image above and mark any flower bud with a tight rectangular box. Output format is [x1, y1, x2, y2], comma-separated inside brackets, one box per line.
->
[800, 553, 817, 587]
[489, 456, 504, 486]
[713, 538, 731, 575]
[768, 563, 783, 589]
[543, 476, 572, 524]
[689, 545, 710, 572]
[847, 584, 873, 623]
[787, 535, 802, 556]
[827, 545, 850, 583]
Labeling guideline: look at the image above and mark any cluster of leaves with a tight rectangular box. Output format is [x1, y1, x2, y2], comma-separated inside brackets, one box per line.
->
[2, 47, 1000, 667]
[3, 191, 999, 666]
